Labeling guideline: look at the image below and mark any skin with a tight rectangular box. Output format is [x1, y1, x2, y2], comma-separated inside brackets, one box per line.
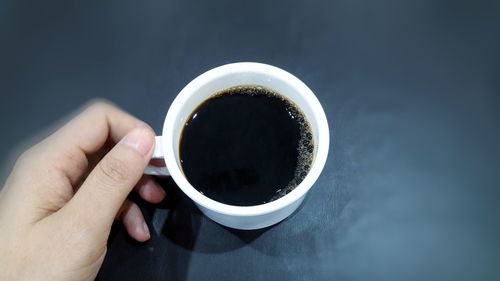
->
[0, 101, 166, 281]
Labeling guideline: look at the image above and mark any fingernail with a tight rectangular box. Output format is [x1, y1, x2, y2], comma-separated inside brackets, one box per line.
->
[142, 222, 150, 239]
[120, 127, 154, 156]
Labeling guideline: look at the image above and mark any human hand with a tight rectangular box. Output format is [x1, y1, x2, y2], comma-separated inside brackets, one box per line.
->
[0, 101, 166, 281]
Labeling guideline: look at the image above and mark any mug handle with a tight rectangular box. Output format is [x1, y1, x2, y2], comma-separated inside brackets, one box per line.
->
[144, 136, 170, 176]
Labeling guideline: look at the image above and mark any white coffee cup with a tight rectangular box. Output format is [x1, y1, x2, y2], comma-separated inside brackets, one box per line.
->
[144, 62, 329, 230]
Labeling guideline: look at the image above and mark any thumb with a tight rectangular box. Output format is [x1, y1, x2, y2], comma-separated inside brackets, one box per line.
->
[63, 127, 155, 233]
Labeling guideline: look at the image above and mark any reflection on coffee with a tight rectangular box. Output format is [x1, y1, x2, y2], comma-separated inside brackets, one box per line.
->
[179, 85, 314, 206]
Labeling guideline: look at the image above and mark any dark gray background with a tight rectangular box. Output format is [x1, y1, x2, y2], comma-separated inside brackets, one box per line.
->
[1, 0, 499, 280]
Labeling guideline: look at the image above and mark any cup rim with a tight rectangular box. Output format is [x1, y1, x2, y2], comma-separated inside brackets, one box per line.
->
[162, 62, 329, 217]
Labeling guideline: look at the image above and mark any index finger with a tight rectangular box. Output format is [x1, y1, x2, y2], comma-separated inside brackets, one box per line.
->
[34, 100, 152, 185]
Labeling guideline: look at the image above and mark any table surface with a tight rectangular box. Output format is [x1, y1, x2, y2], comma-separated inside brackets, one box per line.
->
[1, 0, 499, 280]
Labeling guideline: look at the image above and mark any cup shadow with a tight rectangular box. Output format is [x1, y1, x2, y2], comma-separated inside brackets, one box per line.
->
[98, 176, 275, 281]
[156, 176, 202, 251]
[156, 176, 271, 253]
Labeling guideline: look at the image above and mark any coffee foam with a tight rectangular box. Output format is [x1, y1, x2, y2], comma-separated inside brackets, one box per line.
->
[213, 85, 315, 203]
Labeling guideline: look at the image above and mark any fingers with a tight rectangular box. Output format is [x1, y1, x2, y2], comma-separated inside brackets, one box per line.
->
[117, 200, 150, 242]
[134, 176, 166, 204]
[35, 101, 150, 186]
[52, 100, 148, 153]
[61, 127, 155, 236]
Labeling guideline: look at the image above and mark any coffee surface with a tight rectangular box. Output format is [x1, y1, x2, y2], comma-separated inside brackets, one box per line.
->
[180, 85, 313, 206]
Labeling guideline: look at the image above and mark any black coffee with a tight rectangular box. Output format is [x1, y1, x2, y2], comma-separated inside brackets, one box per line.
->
[179, 85, 314, 206]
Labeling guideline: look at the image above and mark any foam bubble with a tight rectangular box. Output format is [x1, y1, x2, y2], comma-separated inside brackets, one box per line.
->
[213, 85, 315, 203]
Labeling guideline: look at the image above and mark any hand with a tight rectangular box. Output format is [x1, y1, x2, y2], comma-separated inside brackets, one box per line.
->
[0, 101, 166, 281]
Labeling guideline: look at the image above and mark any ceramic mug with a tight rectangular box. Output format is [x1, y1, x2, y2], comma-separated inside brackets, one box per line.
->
[144, 62, 329, 230]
